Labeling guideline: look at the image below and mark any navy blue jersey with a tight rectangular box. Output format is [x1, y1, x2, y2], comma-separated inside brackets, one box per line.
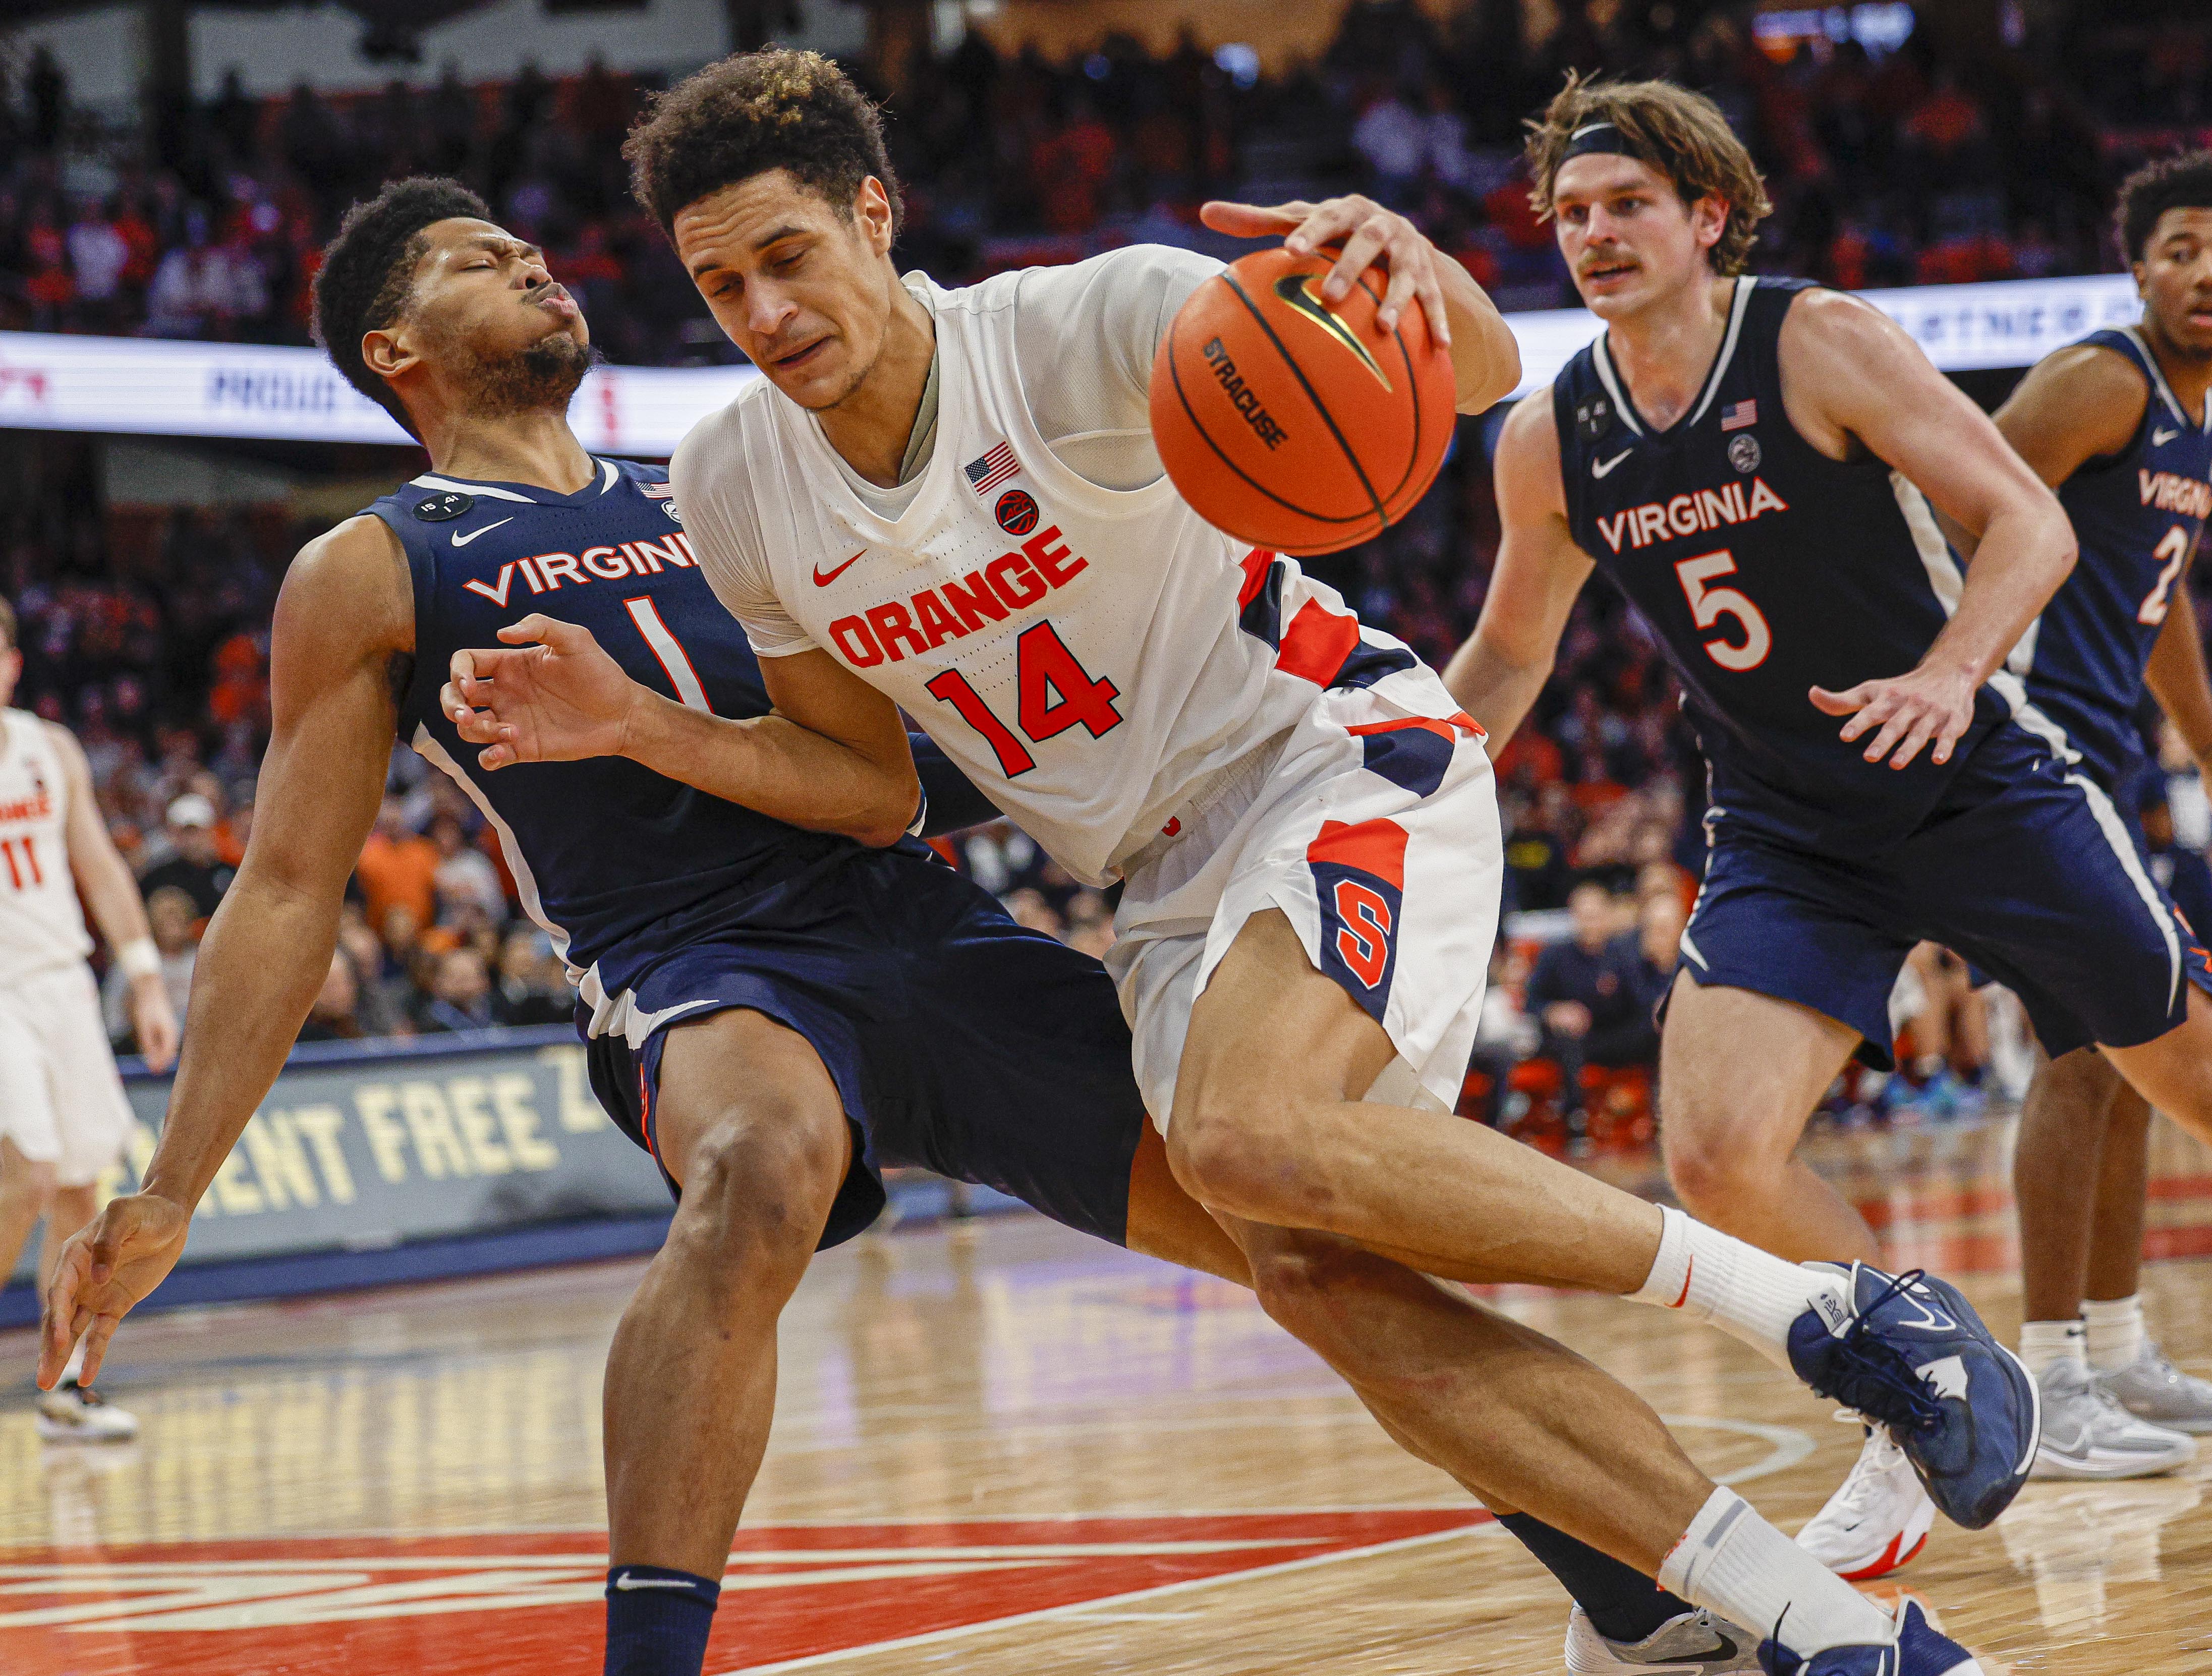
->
[374, 459, 894, 1001]
[2016, 328, 2212, 789]
[1555, 277, 2012, 854]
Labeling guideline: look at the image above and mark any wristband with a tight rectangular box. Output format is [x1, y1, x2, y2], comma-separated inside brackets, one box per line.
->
[117, 937, 161, 980]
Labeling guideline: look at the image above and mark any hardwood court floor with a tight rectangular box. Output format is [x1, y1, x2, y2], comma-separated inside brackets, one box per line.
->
[7, 1116, 2212, 1674]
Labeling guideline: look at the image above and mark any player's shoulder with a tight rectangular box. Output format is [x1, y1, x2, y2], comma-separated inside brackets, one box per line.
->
[1772, 281, 1903, 353]
[2027, 337, 2154, 406]
[1497, 382, 1563, 458]
[671, 391, 759, 497]
[276, 513, 413, 644]
[607, 455, 671, 488]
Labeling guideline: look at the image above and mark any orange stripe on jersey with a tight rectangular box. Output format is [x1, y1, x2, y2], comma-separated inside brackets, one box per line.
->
[1236, 547, 1277, 609]
[638, 1063, 658, 1162]
[1344, 716, 1483, 746]
[1275, 600, 1362, 685]
[1307, 817, 1410, 890]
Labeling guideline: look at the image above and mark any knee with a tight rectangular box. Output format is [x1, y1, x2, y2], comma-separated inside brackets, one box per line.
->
[0, 1158, 56, 1220]
[1164, 1086, 1305, 1222]
[1661, 1119, 1781, 1223]
[1242, 1234, 1379, 1358]
[666, 1111, 843, 1282]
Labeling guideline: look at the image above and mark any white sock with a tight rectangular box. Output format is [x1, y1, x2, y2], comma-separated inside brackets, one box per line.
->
[1631, 1206, 1850, 1372]
[2084, 1295, 2146, 1372]
[1659, 1488, 1893, 1656]
[2018, 1318, 2085, 1379]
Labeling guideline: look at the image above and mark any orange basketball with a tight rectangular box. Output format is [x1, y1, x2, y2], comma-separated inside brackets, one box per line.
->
[1149, 246, 1457, 556]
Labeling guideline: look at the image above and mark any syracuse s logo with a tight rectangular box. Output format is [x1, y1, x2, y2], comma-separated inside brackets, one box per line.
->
[1272, 274, 1392, 391]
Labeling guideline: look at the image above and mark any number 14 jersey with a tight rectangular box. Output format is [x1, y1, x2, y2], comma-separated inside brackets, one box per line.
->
[1555, 276, 2015, 855]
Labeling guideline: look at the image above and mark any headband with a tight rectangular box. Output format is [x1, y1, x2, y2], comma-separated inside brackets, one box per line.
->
[1561, 121, 1635, 161]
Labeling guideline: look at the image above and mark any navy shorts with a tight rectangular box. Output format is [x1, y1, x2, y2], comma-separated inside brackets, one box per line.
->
[584, 845, 1144, 1250]
[1678, 723, 2212, 1070]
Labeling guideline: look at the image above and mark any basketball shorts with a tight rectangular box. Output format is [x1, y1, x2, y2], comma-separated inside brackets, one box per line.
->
[584, 843, 1145, 1250]
[0, 961, 135, 1188]
[1679, 722, 2212, 1069]
[1106, 664, 1503, 1123]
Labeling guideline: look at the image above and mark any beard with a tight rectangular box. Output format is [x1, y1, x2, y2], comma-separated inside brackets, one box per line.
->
[442, 321, 595, 416]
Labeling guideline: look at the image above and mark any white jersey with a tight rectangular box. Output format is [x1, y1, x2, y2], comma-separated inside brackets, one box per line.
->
[0, 708, 90, 978]
[680, 253, 1426, 887]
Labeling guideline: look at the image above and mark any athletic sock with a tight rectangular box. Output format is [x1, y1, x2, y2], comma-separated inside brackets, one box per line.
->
[1657, 1488, 1892, 1658]
[605, 1565, 720, 1676]
[1630, 1206, 1850, 1372]
[2084, 1295, 2146, 1372]
[1497, 1514, 1693, 1644]
[2018, 1318, 2086, 1379]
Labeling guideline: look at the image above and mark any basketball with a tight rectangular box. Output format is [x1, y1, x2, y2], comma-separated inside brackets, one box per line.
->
[1149, 246, 1458, 556]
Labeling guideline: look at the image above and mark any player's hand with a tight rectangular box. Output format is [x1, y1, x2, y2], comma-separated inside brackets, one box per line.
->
[39, 1191, 191, 1390]
[1809, 665, 1979, 770]
[1200, 195, 1453, 348]
[443, 617, 647, 769]
[128, 976, 180, 1073]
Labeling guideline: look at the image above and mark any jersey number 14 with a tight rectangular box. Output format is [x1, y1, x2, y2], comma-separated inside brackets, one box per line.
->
[924, 621, 1124, 777]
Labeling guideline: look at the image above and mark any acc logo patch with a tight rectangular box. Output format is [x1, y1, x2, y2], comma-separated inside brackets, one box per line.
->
[994, 488, 1040, 537]
[1727, 433, 1762, 475]
[413, 491, 475, 522]
[1576, 397, 1612, 441]
[0, 1511, 1487, 1674]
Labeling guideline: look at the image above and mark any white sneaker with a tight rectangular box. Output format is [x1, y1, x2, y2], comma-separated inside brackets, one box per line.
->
[2030, 1359, 2195, 1479]
[1795, 1421, 1938, 1579]
[1565, 1604, 1762, 1672]
[2095, 1341, 2212, 1435]
[34, 1382, 140, 1443]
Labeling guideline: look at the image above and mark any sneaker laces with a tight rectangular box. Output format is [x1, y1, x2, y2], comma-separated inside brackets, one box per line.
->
[1810, 1269, 1947, 1436]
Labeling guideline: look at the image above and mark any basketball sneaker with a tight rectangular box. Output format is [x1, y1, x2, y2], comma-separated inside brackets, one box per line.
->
[34, 1380, 140, 1443]
[1565, 1604, 1761, 1672]
[1756, 1598, 1981, 1675]
[2027, 1358, 2194, 1480]
[1794, 1422, 1937, 1579]
[2094, 1341, 2212, 1434]
[1787, 1263, 2037, 1530]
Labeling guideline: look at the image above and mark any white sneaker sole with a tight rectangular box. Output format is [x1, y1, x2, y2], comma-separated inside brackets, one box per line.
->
[2027, 1439, 2195, 1481]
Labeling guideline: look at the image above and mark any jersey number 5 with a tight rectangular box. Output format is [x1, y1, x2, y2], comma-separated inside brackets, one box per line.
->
[1674, 549, 1773, 671]
[2139, 526, 2191, 626]
[924, 621, 1123, 778]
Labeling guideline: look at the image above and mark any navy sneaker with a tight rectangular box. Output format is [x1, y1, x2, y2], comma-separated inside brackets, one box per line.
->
[1757, 1598, 1981, 1674]
[1788, 1262, 2038, 1531]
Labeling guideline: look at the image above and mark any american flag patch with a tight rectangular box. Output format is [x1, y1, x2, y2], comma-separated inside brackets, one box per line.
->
[964, 441, 1020, 496]
[640, 481, 674, 499]
[1720, 398, 1757, 431]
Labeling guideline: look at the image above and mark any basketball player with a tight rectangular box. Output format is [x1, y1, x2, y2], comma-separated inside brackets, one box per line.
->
[37, 178, 1914, 1676]
[0, 595, 178, 1441]
[1443, 73, 2212, 1611]
[1991, 152, 2212, 1484]
[452, 50, 2031, 1672]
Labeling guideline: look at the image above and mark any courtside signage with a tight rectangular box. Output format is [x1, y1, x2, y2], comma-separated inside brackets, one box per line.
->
[0, 274, 2141, 451]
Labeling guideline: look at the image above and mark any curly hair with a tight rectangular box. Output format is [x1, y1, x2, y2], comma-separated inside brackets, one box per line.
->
[624, 48, 902, 237]
[311, 177, 492, 436]
[1524, 74, 1773, 277]
[2116, 149, 2212, 265]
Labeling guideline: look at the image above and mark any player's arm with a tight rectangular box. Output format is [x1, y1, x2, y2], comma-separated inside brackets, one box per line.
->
[444, 619, 921, 849]
[1198, 197, 1521, 413]
[1783, 290, 2076, 769]
[39, 515, 410, 1391]
[48, 722, 177, 1072]
[1441, 389, 1595, 754]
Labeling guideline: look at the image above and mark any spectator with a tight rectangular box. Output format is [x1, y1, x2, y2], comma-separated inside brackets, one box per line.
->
[103, 883, 199, 1050]
[297, 948, 366, 1043]
[415, 945, 495, 1033]
[139, 793, 234, 920]
[357, 795, 439, 932]
[430, 812, 505, 923]
[1524, 882, 1652, 1120]
[492, 925, 573, 1026]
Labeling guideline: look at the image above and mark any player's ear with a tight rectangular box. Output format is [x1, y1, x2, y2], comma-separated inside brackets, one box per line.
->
[855, 177, 895, 258]
[1688, 194, 1728, 257]
[361, 324, 419, 383]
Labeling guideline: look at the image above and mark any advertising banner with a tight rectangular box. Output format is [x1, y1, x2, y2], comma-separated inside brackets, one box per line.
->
[0, 273, 2142, 453]
[5, 1030, 670, 1288]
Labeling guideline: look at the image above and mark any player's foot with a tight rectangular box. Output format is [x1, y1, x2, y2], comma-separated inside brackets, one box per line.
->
[2095, 1340, 2212, 1434]
[1756, 1598, 1980, 1675]
[2027, 1358, 2194, 1480]
[1788, 1262, 2037, 1530]
[1794, 1422, 1937, 1579]
[1565, 1604, 1761, 1672]
[34, 1381, 140, 1443]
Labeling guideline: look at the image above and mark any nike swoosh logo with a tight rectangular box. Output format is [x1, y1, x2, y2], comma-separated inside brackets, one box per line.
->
[1592, 449, 1633, 478]
[1698, 1631, 1740, 1663]
[451, 518, 514, 547]
[2154, 427, 2180, 446]
[1271, 274, 1392, 390]
[814, 549, 865, 586]
[612, 1576, 701, 1591]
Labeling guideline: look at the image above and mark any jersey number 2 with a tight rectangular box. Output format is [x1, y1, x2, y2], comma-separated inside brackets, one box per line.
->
[924, 621, 1123, 778]
[1674, 549, 1773, 671]
[2139, 526, 2191, 626]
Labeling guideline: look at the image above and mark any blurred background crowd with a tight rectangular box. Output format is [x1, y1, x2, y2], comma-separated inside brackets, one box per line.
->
[3, 0, 2209, 1137]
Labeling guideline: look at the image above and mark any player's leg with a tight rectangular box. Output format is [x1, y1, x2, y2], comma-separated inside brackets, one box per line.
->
[0, 1138, 57, 1306]
[601, 1008, 851, 1676]
[1656, 975, 1877, 1263]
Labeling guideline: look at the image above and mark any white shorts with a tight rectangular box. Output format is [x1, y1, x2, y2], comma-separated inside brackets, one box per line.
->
[0, 961, 135, 1187]
[1105, 665, 1503, 1124]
